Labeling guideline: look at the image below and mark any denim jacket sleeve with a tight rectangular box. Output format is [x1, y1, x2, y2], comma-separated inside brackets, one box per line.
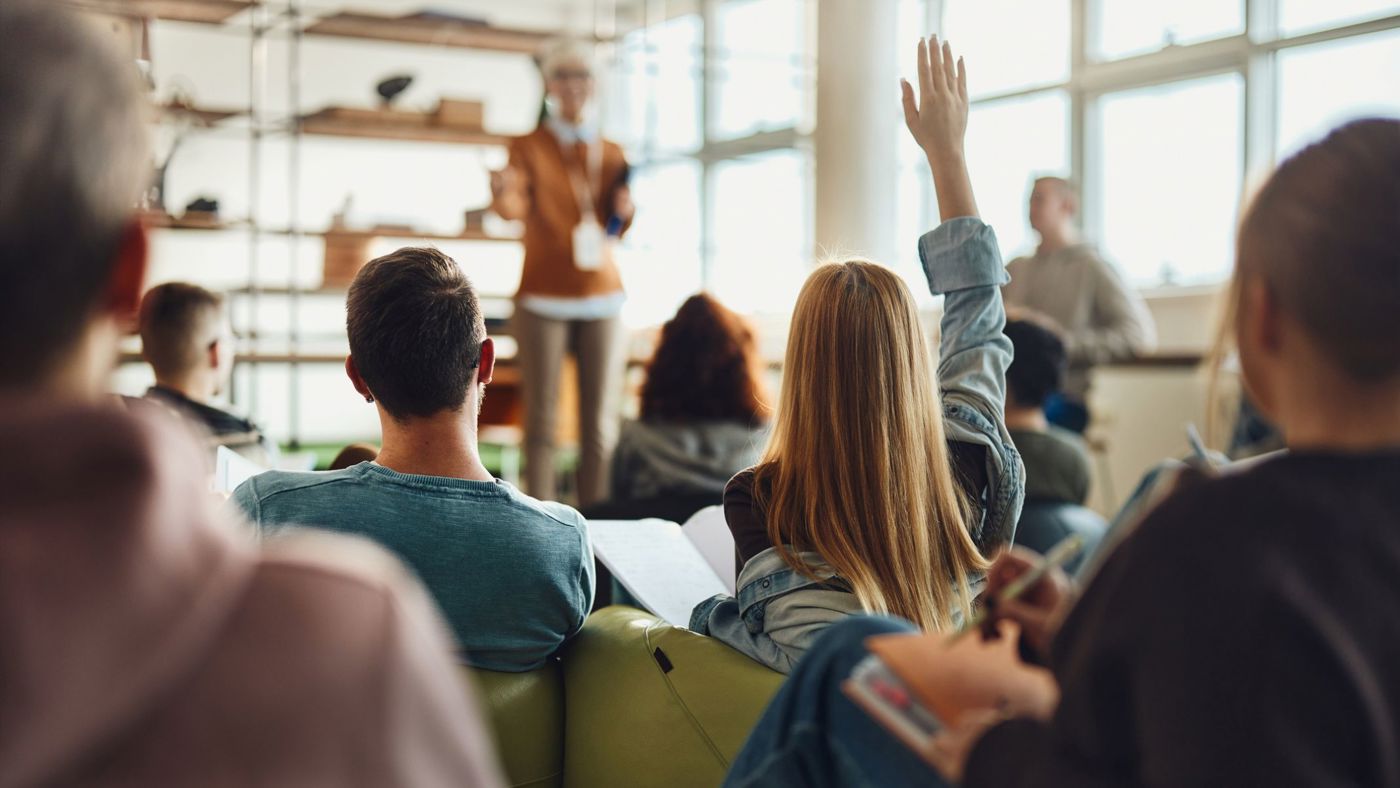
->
[918, 217, 1025, 550]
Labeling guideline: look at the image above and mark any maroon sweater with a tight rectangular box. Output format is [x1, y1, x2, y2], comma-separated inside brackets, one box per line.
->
[965, 450, 1400, 786]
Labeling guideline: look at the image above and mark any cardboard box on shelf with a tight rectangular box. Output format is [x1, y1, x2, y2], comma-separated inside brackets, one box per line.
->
[435, 98, 485, 129]
[321, 232, 375, 288]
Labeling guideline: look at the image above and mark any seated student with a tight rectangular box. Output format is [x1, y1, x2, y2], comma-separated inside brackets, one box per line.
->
[596, 293, 770, 523]
[329, 441, 379, 470]
[0, 5, 501, 784]
[234, 247, 594, 671]
[690, 37, 1023, 673]
[725, 114, 1400, 786]
[1003, 316, 1091, 505]
[138, 281, 278, 465]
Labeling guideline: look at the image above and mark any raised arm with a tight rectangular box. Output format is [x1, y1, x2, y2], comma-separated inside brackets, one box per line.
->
[905, 37, 1022, 547]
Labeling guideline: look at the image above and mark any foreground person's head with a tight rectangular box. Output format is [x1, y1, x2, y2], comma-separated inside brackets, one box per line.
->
[1229, 119, 1400, 448]
[0, 1, 150, 400]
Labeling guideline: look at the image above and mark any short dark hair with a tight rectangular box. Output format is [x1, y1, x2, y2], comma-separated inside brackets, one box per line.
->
[139, 283, 225, 378]
[346, 247, 485, 419]
[641, 293, 769, 424]
[0, 2, 150, 387]
[1004, 317, 1068, 408]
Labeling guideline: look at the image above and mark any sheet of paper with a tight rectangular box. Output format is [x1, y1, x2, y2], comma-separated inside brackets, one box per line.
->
[214, 445, 267, 494]
[681, 505, 737, 595]
[589, 519, 730, 627]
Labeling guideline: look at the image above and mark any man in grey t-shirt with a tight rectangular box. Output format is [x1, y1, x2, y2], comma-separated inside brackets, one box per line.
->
[234, 247, 594, 672]
[1002, 177, 1156, 431]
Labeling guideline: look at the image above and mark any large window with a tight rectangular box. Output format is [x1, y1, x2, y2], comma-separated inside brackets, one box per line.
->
[934, 0, 1400, 288]
[1098, 75, 1243, 285]
[1092, 0, 1244, 61]
[604, 0, 812, 323]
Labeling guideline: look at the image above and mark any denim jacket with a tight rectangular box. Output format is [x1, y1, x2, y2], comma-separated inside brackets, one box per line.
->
[691, 217, 1024, 673]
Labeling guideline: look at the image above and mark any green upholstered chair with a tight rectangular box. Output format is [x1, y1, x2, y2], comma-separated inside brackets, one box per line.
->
[559, 606, 786, 788]
[467, 663, 566, 788]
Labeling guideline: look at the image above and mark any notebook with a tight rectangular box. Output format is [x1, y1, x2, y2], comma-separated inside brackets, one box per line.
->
[588, 519, 730, 626]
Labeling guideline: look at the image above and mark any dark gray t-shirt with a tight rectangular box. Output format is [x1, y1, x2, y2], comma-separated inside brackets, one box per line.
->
[1011, 426, 1091, 505]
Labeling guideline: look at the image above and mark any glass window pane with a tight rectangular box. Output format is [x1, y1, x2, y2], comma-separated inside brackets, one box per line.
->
[619, 160, 704, 327]
[1280, 0, 1400, 36]
[965, 91, 1070, 263]
[1098, 74, 1244, 286]
[942, 0, 1070, 98]
[709, 149, 811, 314]
[1092, 0, 1244, 60]
[712, 0, 811, 140]
[603, 14, 703, 154]
[1277, 29, 1400, 159]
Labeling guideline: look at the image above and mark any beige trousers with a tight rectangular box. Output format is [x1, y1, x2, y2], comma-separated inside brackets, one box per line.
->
[513, 307, 624, 507]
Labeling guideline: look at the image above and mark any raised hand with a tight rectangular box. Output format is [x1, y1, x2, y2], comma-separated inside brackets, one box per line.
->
[901, 35, 968, 162]
[900, 35, 978, 221]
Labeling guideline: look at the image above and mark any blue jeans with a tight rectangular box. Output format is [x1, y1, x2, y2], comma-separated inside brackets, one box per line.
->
[724, 616, 950, 788]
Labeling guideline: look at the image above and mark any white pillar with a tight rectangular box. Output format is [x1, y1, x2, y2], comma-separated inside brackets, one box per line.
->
[814, 0, 900, 266]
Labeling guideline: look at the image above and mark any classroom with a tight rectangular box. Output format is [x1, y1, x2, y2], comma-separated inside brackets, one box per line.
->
[3, 0, 1399, 785]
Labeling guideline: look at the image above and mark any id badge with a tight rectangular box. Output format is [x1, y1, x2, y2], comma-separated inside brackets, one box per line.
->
[572, 216, 605, 271]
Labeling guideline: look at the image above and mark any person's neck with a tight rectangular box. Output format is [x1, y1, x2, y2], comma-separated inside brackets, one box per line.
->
[1005, 404, 1049, 432]
[155, 371, 216, 404]
[372, 405, 493, 482]
[1037, 224, 1078, 256]
[1279, 378, 1400, 453]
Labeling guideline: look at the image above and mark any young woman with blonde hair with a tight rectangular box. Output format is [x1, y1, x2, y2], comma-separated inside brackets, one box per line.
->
[692, 36, 1023, 671]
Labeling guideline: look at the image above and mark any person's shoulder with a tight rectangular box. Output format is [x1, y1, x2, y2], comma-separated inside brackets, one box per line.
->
[498, 481, 587, 531]
[237, 467, 363, 503]
[725, 466, 759, 498]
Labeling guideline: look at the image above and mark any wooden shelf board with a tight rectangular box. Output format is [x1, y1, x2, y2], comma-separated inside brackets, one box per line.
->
[304, 12, 551, 54]
[64, 0, 255, 24]
[140, 210, 231, 230]
[300, 113, 510, 147]
[319, 226, 520, 242]
[160, 102, 245, 125]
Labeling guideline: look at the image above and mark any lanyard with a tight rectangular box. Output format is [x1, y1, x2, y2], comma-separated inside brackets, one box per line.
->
[561, 137, 603, 222]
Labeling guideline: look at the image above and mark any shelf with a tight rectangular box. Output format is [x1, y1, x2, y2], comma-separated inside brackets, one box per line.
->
[304, 12, 552, 54]
[318, 226, 520, 242]
[141, 210, 232, 230]
[64, 0, 255, 24]
[299, 110, 510, 147]
[160, 102, 245, 125]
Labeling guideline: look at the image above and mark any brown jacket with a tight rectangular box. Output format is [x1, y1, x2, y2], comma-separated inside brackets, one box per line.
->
[504, 125, 630, 299]
[0, 400, 504, 788]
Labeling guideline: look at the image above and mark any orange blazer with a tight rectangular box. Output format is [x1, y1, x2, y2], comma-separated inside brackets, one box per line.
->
[505, 125, 631, 299]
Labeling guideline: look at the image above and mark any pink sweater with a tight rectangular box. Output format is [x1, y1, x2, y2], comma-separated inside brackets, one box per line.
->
[0, 399, 503, 787]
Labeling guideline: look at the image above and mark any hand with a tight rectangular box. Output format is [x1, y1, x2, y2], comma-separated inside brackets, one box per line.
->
[900, 35, 968, 164]
[922, 708, 1004, 784]
[980, 547, 1073, 660]
[612, 184, 635, 223]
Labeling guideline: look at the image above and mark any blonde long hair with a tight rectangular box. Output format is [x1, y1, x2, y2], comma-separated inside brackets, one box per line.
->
[756, 261, 988, 632]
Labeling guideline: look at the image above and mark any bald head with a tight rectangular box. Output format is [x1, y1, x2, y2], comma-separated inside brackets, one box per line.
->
[1029, 176, 1079, 239]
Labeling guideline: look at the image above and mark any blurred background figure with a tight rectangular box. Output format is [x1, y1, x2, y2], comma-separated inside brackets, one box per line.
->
[1002, 177, 1156, 433]
[589, 293, 770, 524]
[329, 441, 379, 470]
[138, 282, 278, 465]
[1003, 314, 1106, 573]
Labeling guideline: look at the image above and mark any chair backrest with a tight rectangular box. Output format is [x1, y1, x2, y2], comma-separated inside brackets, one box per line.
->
[560, 606, 784, 788]
[682, 505, 736, 595]
[466, 663, 566, 788]
[1014, 501, 1108, 575]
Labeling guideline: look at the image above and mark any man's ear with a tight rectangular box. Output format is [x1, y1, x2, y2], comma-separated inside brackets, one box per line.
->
[107, 220, 148, 325]
[208, 335, 223, 371]
[345, 355, 373, 401]
[477, 337, 495, 387]
[1243, 277, 1282, 357]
